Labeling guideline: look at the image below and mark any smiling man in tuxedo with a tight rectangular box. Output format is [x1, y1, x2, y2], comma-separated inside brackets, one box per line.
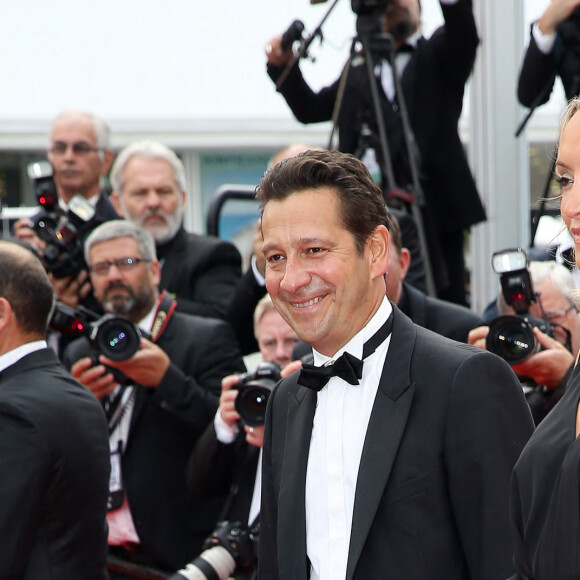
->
[256, 150, 534, 580]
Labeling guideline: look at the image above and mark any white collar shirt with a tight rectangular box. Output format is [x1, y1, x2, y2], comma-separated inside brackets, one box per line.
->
[107, 300, 158, 546]
[305, 297, 392, 580]
[0, 341, 47, 372]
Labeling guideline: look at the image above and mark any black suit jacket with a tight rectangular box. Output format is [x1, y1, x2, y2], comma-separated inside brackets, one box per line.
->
[0, 348, 110, 579]
[398, 281, 483, 343]
[188, 423, 261, 527]
[268, 0, 485, 234]
[259, 306, 534, 580]
[157, 227, 242, 319]
[64, 309, 246, 571]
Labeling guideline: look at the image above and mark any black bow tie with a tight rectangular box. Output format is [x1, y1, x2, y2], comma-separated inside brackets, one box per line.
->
[297, 313, 393, 392]
[397, 43, 415, 54]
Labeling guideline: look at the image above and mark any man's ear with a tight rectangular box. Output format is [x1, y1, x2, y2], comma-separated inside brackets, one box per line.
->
[101, 150, 115, 176]
[111, 191, 124, 216]
[0, 297, 13, 334]
[399, 248, 411, 281]
[148, 260, 162, 287]
[368, 225, 390, 279]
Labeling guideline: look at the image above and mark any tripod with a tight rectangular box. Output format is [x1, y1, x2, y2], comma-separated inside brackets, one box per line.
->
[329, 13, 436, 296]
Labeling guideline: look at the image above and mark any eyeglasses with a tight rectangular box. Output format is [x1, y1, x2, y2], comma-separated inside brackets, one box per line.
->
[49, 141, 103, 156]
[88, 257, 151, 276]
[543, 303, 578, 324]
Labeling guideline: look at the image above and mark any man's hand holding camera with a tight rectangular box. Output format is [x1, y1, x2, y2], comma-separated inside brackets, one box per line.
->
[49, 270, 91, 309]
[265, 35, 293, 68]
[511, 327, 574, 390]
[468, 324, 574, 390]
[219, 375, 265, 448]
[71, 337, 170, 399]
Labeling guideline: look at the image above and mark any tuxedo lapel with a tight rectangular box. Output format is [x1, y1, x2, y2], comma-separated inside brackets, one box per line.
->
[346, 307, 416, 580]
[278, 378, 317, 580]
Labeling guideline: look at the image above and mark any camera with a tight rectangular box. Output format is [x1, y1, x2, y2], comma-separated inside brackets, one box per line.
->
[351, 0, 391, 15]
[168, 520, 259, 580]
[50, 301, 142, 362]
[486, 248, 555, 364]
[235, 361, 281, 427]
[27, 161, 99, 279]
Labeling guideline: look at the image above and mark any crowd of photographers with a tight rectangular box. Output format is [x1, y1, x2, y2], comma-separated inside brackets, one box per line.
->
[3, 0, 580, 578]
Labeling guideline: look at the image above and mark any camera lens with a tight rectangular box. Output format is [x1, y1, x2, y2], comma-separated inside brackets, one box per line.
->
[486, 315, 537, 364]
[235, 382, 272, 427]
[91, 316, 141, 361]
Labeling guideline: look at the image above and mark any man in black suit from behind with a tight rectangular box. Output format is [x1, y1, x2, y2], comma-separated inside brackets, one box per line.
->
[109, 140, 242, 320]
[257, 150, 534, 580]
[0, 240, 110, 579]
[265, 0, 486, 305]
[63, 220, 246, 576]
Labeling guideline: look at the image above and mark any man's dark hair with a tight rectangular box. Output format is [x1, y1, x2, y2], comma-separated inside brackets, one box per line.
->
[0, 242, 54, 335]
[256, 149, 388, 255]
[385, 211, 402, 255]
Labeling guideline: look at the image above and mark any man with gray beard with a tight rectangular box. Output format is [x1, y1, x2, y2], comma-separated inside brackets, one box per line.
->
[62, 220, 246, 576]
[109, 141, 242, 319]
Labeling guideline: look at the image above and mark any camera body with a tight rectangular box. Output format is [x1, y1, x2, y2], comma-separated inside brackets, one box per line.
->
[27, 161, 99, 279]
[50, 301, 142, 362]
[486, 249, 555, 364]
[169, 520, 259, 580]
[235, 361, 281, 427]
[351, 0, 390, 15]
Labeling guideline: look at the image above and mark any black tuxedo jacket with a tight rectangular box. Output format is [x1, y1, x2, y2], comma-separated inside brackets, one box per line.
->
[157, 227, 242, 320]
[399, 280, 484, 343]
[0, 348, 110, 579]
[268, 0, 485, 235]
[259, 306, 534, 580]
[64, 309, 246, 571]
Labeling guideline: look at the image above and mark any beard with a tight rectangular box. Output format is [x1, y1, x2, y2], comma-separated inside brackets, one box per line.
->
[102, 282, 154, 321]
[122, 202, 184, 245]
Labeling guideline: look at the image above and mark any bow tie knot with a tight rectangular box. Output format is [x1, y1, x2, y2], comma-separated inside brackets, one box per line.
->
[298, 351, 363, 392]
[297, 313, 393, 392]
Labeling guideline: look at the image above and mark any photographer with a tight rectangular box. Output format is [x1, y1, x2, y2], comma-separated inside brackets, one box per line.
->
[15, 110, 119, 308]
[178, 296, 299, 580]
[62, 220, 246, 577]
[468, 260, 580, 424]
[266, 0, 486, 305]
[518, 0, 580, 109]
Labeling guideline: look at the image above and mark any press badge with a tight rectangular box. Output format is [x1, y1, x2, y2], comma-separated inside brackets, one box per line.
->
[108, 440, 124, 511]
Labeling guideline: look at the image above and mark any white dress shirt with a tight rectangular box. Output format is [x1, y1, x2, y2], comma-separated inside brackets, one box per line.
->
[305, 298, 392, 580]
[107, 303, 157, 546]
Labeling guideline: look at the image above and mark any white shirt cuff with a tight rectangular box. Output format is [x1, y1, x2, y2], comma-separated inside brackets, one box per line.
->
[251, 254, 266, 287]
[532, 21, 556, 54]
[214, 409, 239, 444]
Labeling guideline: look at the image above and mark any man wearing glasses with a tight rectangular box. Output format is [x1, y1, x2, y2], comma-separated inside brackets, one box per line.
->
[15, 109, 119, 311]
[63, 219, 246, 577]
[469, 260, 580, 424]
